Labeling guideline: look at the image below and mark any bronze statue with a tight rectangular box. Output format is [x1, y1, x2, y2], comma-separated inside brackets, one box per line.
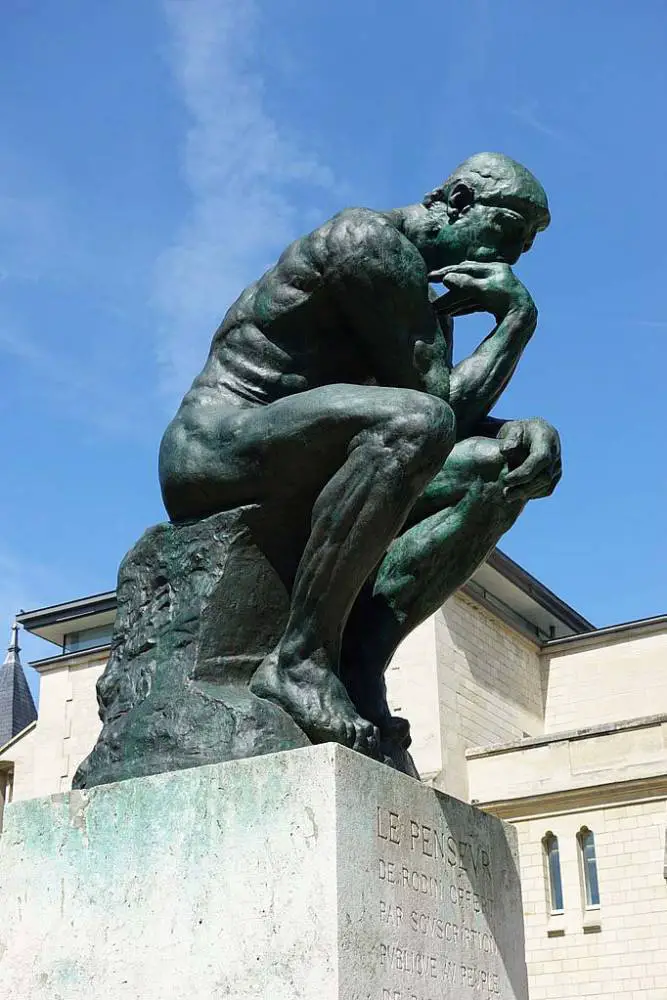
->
[75, 152, 561, 788]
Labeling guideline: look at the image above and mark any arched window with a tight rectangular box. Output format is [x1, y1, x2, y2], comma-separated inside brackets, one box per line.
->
[542, 832, 564, 913]
[578, 827, 600, 907]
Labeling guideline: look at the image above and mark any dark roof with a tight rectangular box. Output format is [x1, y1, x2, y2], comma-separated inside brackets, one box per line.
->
[0, 624, 37, 749]
[16, 592, 116, 647]
[486, 549, 594, 634]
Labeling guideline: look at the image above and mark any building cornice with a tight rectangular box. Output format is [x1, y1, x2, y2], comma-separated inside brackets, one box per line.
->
[30, 644, 111, 673]
[16, 594, 116, 648]
[474, 773, 667, 822]
[466, 712, 667, 759]
[543, 613, 667, 654]
[16, 592, 116, 630]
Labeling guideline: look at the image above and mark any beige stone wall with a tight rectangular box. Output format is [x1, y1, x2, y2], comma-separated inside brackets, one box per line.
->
[5, 653, 105, 801]
[385, 616, 442, 780]
[386, 593, 545, 797]
[0, 726, 36, 804]
[516, 798, 667, 1000]
[467, 717, 667, 805]
[432, 592, 544, 800]
[544, 628, 667, 733]
[0, 768, 9, 829]
[464, 670, 667, 1000]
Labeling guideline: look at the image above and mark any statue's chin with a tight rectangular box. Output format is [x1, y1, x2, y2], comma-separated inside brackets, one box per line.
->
[471, 247, 507, 263]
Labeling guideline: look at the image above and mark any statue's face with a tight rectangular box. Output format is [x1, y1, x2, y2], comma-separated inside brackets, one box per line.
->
[427, 172, 548, 268]
[448, 199, 539, 266]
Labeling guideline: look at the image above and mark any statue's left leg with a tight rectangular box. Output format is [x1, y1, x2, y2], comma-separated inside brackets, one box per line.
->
[340, 436, 526, 735]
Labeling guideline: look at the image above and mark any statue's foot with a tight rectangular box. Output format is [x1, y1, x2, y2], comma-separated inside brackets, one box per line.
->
[250, 651, 381, 758]
[340, 662, 399, 734]
[380, 714, 412, 749]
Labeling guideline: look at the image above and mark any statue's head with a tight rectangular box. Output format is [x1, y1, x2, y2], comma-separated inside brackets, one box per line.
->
[423, 152, 550, 265]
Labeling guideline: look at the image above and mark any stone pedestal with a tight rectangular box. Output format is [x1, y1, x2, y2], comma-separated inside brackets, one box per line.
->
[0, 745, 529, 1000]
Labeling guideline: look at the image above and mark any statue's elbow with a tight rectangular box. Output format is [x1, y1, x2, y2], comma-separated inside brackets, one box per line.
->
[158, 420, 188, 521]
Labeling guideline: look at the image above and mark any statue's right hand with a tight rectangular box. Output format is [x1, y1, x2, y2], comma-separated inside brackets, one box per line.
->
[428, 262, 536, 325]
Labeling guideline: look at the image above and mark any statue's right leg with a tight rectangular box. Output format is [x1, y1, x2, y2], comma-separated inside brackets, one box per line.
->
[249, 386, 455, 755]
[160, 384, 455, 755]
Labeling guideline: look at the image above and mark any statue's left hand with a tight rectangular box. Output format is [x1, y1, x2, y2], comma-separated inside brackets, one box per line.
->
[497, 418, 562, 502]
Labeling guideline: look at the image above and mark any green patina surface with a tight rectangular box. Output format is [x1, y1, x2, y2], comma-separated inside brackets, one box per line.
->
[75, 152, 561, 791]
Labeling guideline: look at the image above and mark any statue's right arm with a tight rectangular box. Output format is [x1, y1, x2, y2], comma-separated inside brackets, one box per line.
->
[329, 212, 452, 399]
[429, 262, 538, 440]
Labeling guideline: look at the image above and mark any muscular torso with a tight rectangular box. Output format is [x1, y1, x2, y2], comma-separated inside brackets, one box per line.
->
[159, 207, 456, 518]
[175, 208, 452, 416]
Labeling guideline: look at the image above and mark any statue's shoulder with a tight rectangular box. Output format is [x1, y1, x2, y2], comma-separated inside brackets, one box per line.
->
[272, 207, 391, 273]
[324, 206, 398, 245]
[316, 207, 415, 278]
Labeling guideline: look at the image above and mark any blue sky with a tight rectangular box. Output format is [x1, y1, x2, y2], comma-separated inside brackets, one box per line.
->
[1, 1, 666, 695]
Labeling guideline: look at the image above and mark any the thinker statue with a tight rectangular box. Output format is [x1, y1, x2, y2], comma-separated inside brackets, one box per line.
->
[75, 152, 561, 787]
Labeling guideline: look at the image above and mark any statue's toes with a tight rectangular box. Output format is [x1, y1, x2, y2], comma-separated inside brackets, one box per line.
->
[382, 715, 411, 748]
[353, 720, 381, 757]
[345, 720, 360, 747]
[328, 717, 356, 748]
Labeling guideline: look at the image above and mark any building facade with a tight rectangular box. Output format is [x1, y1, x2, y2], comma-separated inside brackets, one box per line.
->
[467, 619, 667, 1000]
[1, 552, 665, 999]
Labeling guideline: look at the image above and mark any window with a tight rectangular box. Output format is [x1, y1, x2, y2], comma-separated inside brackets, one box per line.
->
[578, 827, 600, 907]
[63, 623, 114, 654]
[543, 832, 564, 913]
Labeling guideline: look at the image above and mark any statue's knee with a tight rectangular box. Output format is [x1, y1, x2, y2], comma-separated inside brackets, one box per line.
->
[451, 437, 506, 490]
[475, 438, 507, 480]
[394, 395, 455, 467]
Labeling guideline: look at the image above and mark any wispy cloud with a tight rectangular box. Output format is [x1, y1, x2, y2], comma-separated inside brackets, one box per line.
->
[508, 101, 570, 144]
[0, 155, 160, 439]
[155, 0, 335, 400]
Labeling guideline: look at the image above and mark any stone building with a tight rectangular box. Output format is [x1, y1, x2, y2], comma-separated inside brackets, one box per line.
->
[1, 550, 666, 1000]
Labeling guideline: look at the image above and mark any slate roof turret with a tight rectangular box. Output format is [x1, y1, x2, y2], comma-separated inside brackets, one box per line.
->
[0, 623, 37, 748]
